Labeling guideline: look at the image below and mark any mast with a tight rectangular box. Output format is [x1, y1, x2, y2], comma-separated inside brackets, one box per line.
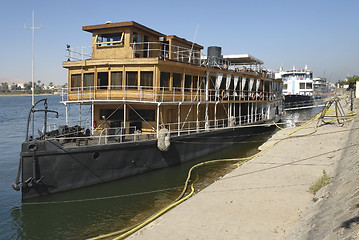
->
[25, 10, 42, 106]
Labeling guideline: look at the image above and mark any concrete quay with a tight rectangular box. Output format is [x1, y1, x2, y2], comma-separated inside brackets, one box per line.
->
[127, 96, 359, 240]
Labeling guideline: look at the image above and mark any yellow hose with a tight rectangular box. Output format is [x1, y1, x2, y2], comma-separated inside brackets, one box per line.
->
[88, 98, 356, 240]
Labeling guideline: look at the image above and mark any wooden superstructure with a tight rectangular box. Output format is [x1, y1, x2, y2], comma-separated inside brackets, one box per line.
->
[62, 21, 282, 139]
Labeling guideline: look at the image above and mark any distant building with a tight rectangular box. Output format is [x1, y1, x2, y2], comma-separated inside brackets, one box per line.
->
[17, 83, 25, 89]
[313, 77, 329, 95]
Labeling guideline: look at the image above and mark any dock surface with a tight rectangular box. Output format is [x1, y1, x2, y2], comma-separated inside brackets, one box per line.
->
[126, 97, 359, 240]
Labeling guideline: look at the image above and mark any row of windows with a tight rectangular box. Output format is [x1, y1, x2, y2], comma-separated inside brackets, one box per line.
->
[283, 83, 313, 90]
[300, 83, 313, 89]
[71, 71, 153, 90]
[71, 72, 266, 91]
[160, 72, 204, 90]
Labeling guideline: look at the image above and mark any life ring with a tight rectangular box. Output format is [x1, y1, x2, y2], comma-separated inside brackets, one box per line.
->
[259, 92, 263, 100]
[221, 90, 227, 99]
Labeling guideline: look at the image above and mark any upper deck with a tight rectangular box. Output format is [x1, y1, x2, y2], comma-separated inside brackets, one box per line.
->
[63, 21, 281, 104]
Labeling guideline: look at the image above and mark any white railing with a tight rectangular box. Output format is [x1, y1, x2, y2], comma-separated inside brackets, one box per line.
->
[130, 42, 202, 65]
[47, 112, 268, 146]
[97, 126, 157, 144]
[61, 85, 281, 103]
[65, 43, 275, 78]
[66, 45, 92, 61]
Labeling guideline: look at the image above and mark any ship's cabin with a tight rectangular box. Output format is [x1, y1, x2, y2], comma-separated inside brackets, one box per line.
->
[61, 21, 282, 143]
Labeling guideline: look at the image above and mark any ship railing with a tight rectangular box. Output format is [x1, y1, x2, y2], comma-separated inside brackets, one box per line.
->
[130, 42, 202, 65]
[66, 45, 92, 61]
[165, 112, 269, 137]
[62, 86, 280, 103]
[46, 112, 268, 145]
[98, 126, 151, 144]
[65, 43, 273, 76]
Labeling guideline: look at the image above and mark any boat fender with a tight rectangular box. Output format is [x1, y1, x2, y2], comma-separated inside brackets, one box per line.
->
[157, 128, 170, 151]
[221, 90, 227, 99]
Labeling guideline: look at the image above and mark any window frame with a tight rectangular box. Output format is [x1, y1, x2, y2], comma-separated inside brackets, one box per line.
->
[95, 32, 124, 47]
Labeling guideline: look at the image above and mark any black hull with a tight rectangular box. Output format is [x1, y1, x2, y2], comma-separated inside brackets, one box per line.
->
[20, 124, 274, 200]
[284, 95, 313, 108]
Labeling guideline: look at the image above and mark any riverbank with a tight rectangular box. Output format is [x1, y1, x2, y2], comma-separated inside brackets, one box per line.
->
[125, 95, 358, 239]
[0, 93, 60, 97]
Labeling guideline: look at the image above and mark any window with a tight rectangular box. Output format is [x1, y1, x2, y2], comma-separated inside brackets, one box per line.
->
[185, 75, 192, 91]
[84, 73, 94, 89]
[160, 72, 170, 88]
[143, 36, 149, 58]
[193, 76, 199, 90]
[283, 84, 288, 90]
[173, 73, 182, 89]
[306, 83, 312, 89]
[100, 109, 123, 120]
[111, 71, 122, 89]
[71, 74, 81, 88]
[220, 75, 226, 90]
[97, 72, 108, 89]
[300, 83, 305, 89]
[140, 71, 153, 88]
[96, 33, 124, 46]
[132, 32, 142, 43]
[126, 71, 138, 88]
[129, 109, 155, 121]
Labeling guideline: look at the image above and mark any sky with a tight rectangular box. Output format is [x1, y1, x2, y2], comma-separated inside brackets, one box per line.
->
[0, 0, 358, 85]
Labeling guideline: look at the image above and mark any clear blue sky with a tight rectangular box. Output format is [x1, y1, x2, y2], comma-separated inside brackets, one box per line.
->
[1, 0, 358, 85]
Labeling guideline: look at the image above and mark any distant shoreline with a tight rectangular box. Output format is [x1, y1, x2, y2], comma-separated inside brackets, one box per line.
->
[0, 93, 60, 97]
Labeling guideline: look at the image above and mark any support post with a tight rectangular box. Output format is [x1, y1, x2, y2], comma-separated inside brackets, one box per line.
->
[196, 103, 200, 132]
[79, 103, 82, 126]
[124, 103, 127, 134]
[65, 103, 69, 126]
[239, 103, 241, 125]
[178, 103, 181, 136]
[91, 103, 94, 135]
[205, 71, 210, 130]
[255, 102, 257, 122]
[156, 103, 160, 138]
[205, 103, 209, 130]
[214, 102, 217, 128]
[251, 102, 254, 123]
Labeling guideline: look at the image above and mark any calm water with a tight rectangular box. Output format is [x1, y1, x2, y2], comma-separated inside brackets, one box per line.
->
[0, 95, 322, 239]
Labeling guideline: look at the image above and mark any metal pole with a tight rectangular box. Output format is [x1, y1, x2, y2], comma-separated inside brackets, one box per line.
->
[178, 103, 181, 136]
[156, 103, 160, 138]
[79, 103, 82, 126]
[31, 10, 35, 106]
[124, 103, 127, 134]
[65, 104, 69, 125]
[91, 103, 94, 135]
[25, 10, 42, 106]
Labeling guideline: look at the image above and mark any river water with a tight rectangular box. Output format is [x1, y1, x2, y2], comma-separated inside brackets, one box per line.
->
[0, 95, 322, 239]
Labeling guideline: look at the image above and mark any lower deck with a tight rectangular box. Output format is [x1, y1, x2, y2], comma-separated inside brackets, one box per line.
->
[54, 99, 282, 147]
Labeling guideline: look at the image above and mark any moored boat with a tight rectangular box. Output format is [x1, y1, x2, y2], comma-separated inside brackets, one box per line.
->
[13, 21, 283, 200]
[276, 65, 313, 109]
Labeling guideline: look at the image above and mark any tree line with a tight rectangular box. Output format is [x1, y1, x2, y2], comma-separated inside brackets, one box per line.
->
[0, 80, 65, 94]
